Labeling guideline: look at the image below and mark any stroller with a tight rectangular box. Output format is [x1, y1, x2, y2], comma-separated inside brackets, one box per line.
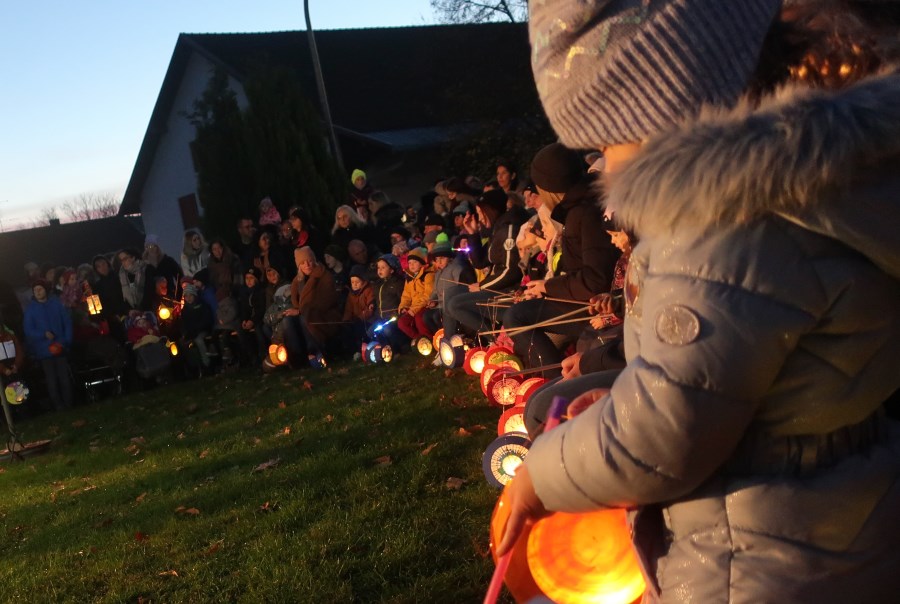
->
[125, 311, 175, 383]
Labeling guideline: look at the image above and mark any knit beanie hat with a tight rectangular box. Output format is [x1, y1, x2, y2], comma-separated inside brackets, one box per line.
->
[349, 264, 369, 281]
[378, 253, 401, 274]
[183, 283, 199, 298]
[423, 231, 439, 246]
[351, 168, 367, 184]
[407, 247, 428, 266]
[245, 267, 262, 281]
[529, 0, 781, 149]
[430, 235, 454, 258]
[530, 143, 585, 193]
[294, 246, 316, 266]
[323, 243, 347, 264]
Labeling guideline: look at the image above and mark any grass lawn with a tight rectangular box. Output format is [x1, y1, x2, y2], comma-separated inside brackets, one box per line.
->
[0, 354, 510, 603]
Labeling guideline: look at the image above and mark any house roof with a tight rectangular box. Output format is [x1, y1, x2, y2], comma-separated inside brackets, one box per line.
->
[119, 23, 537, 215]
[0, 216, 145, 288]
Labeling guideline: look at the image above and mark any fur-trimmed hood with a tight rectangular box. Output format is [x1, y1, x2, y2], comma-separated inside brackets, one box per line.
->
[608, 70, 900, 278]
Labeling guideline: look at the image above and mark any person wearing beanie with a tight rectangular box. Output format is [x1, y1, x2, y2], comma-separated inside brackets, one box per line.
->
[285, 246, 340, 365]
[443, 188, 529, 337]
[342, 264, 375, 349]
[350, 169, 375, 219]
[180, 280, 214, 372]
[23, 280, 74, 410]
[144, 235, 184, 300]
[368, 253, 407, 348]
[499, 2, 900, 601]
[422, 213, 445, 235]
[396, 247, 435, 341]
[237, 266, 267, 366]
[258, 197, 282, 228]
[423, 235, 476, 338]
[502, 142, 620, 378]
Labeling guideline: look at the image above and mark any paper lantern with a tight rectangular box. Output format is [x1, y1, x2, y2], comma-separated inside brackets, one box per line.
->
[448, 334, 465, 348]
[48, 342, 64, 356]
[485, 344, 514, 365]
[0, 340, 16, 362]
[527, 509, 646, 604]
[416, 336, 433, 356]
[268, 344, 288, 366]
[86, 294, 103, 315]
[481, 364, 500, 396]
[489, 486, 543, 604]
[439, 339, 466, 368]
[464, 347, 486, 375]
[379, 344, 393, 363]
[167, 341, 179, 357]
[4, 381, 29, 405]
[158, 306, 172, 321]
[482, 433, 530, 488]
[361, 341, 370, 364]
[515, 377, 547, 406]
[498, 405, 527, 436]
[431, 328, 445, 352]
[487, 369, 523, 407]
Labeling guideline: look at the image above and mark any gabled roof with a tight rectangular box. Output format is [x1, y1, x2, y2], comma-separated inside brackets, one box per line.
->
[119, 22, 537, 215]
[0, 216, 145, 287]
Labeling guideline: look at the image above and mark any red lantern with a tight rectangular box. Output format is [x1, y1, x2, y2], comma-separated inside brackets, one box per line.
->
[464, 347, 487, 375]
[527, 509, 646, 604]
[431, 328, 445, 353]
[487, 368, 523, 407]
[48, 342, 64, 356]
[515, 377, 547, 406]
[497, 405, 527, 436]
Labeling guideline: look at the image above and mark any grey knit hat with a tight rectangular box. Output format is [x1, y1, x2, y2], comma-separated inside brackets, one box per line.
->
[529, 0, 782, 149]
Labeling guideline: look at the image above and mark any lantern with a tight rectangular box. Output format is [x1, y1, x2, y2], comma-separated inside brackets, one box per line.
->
[86, 294, 103, 315]
[4, 382, 29, 405]
[527, 509, 646, 604]
[158, 306, 172, 321]
[268, 344, 288, 366]
[48, 342, 64, 357]
[167, 341, 179, 357]
[489, 486, 543, 604]
[481, 361, 523, 397]
[482, 433, 530, 488]
[0, 340, 16, 362]
[487, 369, 523, 407]
[448, 333, 465, 348]
[515, 377, 547, 406]
[485, 346, 523, 371]
[431, 328, 445, 353]
[464, 347, 486, 375]
[498, 406, 528, 436]
[361, 341, 370, 364]
[373, 316, 397, 333]
[379, 344, 393, 364]
[439, 339, 466, 368]
[416, 336, 433, 356]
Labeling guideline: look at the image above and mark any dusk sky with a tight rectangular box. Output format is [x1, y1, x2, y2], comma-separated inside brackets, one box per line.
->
[0, 0, 436, 231]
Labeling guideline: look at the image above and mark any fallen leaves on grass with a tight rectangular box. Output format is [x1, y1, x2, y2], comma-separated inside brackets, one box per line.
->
[135, 492, 147, 503]
[174, 506, 201, 515]
[278, 401, 286, 409]
[446, 477, 467, 490]
[124, 444, 141, 456]
[457, 427, 472, 437]
[135, 531, 149, 541]
[71, 419, 87, 428]
[324, 414, 333, 423]
[176, 432, 186, 440]
[252, 458, 280, 473]
[205, 540, 224, 555]
[302, 380, 313, 391]
[258, 501, 280, 513]
[373, 455, 392, 466]
[421, 443, 437, 456]
[158, 570, 179, 577]
[469, 424, 487, 432]
[130, 436, 146, 445]
[199, 449, 210, 459]
[444, 369, 454, 378]
[276, 426, 291, 437]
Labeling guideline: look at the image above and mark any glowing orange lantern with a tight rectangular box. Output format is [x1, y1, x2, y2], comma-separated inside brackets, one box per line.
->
[167, 341, 179, 357]
[515, 377, 547, 406]
[464, 347, 486, 375]
[485, 344, 514, 366]
[48, 342, 64, 356]
[86, 294, 103, 315]
[489, 486, 543, 603]
[527, 509, 646, 604]
[487, 369, 523, 407]
[268, 344, 288, 366]
[158, 306, 172, 321]
[416, 336, 433, 356]
[431, 328, 444, 352]
[498, 405, 527, 436]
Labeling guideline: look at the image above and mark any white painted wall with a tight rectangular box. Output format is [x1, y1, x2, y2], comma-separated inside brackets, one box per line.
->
[139, 52, 248, 261]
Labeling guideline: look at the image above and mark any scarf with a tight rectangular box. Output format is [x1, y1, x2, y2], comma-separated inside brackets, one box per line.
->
[119, 259, 147, 308]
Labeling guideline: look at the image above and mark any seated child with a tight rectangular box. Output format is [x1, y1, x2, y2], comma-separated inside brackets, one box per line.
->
[396, 247, 435, 341]
[342, 264, 374, 350]
[180, 283, 214, 369]
[369, 254, 405, 349]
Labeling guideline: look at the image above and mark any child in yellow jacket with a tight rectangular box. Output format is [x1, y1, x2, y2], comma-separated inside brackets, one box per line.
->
[397, 247, 434, 340]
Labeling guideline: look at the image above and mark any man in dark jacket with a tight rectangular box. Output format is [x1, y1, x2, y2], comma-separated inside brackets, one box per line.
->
[444, 189, 529, 337]
[503, 143, 619, 376]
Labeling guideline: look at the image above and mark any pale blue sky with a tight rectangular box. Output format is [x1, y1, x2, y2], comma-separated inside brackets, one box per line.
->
[0, 0, 435, 230]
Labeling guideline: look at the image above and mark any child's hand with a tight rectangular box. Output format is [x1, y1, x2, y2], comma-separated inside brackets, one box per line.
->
[495, 464, 550, 557]
[567, 388, 610, 418]
[468, 283, 481, 293]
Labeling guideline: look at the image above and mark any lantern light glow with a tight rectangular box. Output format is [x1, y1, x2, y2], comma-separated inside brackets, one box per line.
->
[86, 294, 103, 316]
[158, 306, 172, 321]
[268, 344, 288, 366]
[373, 316, 397, 333]
[416, 337, 433, 356]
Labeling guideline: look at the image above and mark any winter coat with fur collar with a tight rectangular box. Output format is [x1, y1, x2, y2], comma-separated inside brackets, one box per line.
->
[526, 71, 900, 603]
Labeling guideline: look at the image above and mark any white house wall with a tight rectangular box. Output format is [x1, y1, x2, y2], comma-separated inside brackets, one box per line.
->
[139, 51, 248, 260]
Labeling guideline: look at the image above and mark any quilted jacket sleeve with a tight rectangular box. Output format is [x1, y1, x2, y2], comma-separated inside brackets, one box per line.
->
[527, 234, 821, 511]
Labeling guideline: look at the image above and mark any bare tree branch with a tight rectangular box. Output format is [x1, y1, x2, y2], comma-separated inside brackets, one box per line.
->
[431, 0, 527, 23]
[60, 192, 119, 223]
